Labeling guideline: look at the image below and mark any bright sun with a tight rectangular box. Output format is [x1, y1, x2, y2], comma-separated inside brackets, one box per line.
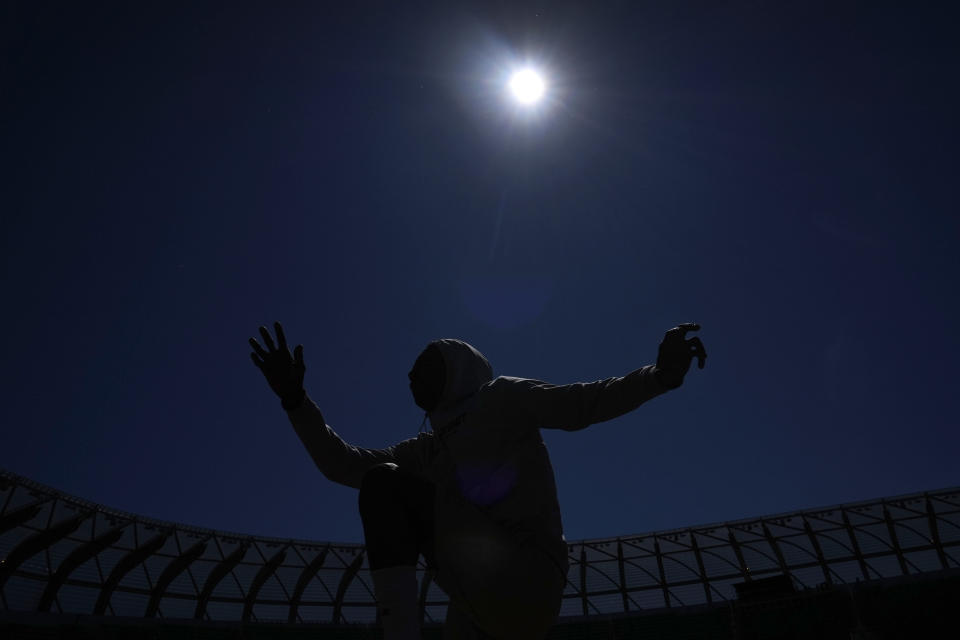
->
[509, 68, 545, 105]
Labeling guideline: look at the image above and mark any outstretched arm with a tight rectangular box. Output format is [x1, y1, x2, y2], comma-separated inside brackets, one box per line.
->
[503, 324, 707, 431]
[250, 322, 417, 488]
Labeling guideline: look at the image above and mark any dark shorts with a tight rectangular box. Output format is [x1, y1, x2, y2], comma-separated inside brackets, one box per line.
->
[399, 468, 438, 570]
[360, 463, 438, 570]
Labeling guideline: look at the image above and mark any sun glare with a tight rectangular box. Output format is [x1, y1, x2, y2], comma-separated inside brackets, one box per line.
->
[509, 68, 545, 105]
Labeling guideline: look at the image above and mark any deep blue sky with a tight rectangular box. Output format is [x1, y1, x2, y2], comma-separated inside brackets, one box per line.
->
[3, 1, 958, 545]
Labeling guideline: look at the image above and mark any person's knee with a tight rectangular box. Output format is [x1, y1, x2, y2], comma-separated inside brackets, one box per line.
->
[358, 462, 399, 516]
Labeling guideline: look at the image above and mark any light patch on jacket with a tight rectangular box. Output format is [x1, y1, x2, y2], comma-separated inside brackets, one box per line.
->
[456, 463, 519, 506]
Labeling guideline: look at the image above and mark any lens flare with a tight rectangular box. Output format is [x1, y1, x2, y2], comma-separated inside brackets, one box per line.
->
[509, 68, 545, 104]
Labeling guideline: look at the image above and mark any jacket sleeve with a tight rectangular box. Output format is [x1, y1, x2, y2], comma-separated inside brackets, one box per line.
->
[496, 365, 670, 431]
[285, 393, 424, 488]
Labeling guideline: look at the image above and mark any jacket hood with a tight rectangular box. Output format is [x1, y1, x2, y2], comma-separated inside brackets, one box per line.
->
[426, 339, 494, 431]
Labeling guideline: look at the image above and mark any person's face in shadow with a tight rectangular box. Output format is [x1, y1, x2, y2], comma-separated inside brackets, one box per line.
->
[409, 344, 445, 412]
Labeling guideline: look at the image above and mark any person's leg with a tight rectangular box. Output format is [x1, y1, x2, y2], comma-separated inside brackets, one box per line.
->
[443, 602, 493, 640]
[433, 499, 565, 640]
[441, 542, 564, 640]
[359, 463, 436, 640]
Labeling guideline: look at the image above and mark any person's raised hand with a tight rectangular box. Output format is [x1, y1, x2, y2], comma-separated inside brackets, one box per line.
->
[250, 322, 306, 409]
[655, 323, 707, 389]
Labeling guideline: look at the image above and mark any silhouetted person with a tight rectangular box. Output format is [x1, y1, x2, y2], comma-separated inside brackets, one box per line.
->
[250, 323, 706, 639]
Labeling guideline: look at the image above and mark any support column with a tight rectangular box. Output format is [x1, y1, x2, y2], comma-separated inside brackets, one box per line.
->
[653, 537, 670, 609]
[287, 546, 329, 623]
[728, 529, 750, 580]
[803, 517, 832, 586]
[883, 505, 909, 576]
[333, 551, 365, 624]
[841, 510, 870, 581]
[617, 540, 628, 613]
[925, 496, 949, 571]
[241, 546, 287, 622]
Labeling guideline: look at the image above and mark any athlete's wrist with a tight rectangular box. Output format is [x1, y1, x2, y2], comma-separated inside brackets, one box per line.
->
[281, 388, 306, 411]
[653, 366, 683, 390]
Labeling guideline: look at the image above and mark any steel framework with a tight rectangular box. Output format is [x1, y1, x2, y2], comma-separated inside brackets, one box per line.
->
[1, 469, 957, 624]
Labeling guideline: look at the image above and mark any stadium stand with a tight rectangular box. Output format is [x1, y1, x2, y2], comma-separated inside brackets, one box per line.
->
[1, 468, 957, 638]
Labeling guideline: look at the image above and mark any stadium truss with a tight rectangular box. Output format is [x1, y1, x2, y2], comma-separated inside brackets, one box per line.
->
[1, 469, 958, 625]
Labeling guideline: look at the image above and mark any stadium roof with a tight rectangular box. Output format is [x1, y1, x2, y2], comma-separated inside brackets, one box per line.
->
[1, 469, 957, 624]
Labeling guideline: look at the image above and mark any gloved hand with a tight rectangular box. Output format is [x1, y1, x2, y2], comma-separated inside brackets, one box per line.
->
[250, 322, 306, 410]
[655, 323, 707, 389]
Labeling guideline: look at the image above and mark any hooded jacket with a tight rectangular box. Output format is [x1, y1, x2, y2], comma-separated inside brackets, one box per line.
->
[286, 339, 670, 579]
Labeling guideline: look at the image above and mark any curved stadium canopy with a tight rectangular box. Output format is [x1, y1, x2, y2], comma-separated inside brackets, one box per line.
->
[0, 469, 958, 624]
